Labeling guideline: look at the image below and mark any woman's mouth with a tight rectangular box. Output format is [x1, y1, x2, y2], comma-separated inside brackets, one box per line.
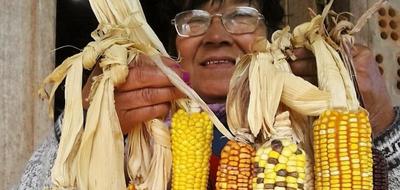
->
[200, 58, 236, 67]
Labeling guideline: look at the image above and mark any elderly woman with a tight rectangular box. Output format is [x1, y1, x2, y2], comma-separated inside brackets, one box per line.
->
[18, 0, 399, 189]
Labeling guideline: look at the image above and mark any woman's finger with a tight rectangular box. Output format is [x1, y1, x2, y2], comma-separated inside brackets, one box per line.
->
[117, 55, 186, 91]
[118, 103, 171, 134]
[292, 47, 315, 59]
[115, 87, 185, 110]
[289, 57, 317, 77]
[301, 76, 318, 86]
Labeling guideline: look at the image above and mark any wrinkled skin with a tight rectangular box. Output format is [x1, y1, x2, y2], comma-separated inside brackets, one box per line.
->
[82, 0, 394, 136]
[351, 45, 394, 136]
[82, 55, 186, 134]
[175, 2, 266, 104]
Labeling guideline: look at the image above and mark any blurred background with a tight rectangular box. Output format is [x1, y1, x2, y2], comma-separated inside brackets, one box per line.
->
[1, 0, 399, 189]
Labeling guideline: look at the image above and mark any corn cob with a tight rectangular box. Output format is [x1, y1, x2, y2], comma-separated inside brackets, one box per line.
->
[372, 148, 389, 190]
[289, 2, 380, 189]
[216, 139, 255, 190]
[313, 109, 373, 190]
[127, 183, 135, 190]
[321, 3, 389, 189]
[252, 139, 306, 190]
[171, 103, 213, 190]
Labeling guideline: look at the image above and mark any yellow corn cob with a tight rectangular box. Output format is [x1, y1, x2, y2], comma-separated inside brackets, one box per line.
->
[252, 139, 306, 190]
[127, 183, 135, 190]
[313, 109, 373, 190]
[215, 140, 255, 190]
[171, 106, 213, 190]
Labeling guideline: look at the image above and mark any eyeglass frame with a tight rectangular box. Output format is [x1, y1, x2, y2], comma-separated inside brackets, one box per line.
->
[171, 6, 265, 37]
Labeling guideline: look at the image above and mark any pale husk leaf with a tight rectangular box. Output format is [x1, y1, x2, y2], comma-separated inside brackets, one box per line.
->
[76, 44, 128, 190]
[328, 0, 386, 108]
[271, 28, 305, 142]
[143, 119, 172, 190]
[226, 55, 251, 136]
[256, 52, 284, 137]
[127, 123, 152, 185]
[228, 49, 329, 139]
[293, 15, 356, 110]
[48, 55, 84, 188]
[227, 32, 330, 141]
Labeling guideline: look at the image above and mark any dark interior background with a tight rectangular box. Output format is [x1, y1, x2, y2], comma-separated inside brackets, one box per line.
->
[54, 0, 334, 120]
[55, 0, 171, 119]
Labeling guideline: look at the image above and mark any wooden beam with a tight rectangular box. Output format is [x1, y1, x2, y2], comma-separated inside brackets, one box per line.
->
[0, 0, 55, 189]
[283, 0, 317, 28]
[332, 0, 350, 13]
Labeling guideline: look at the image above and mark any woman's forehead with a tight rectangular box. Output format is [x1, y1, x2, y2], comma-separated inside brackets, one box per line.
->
[185, 0, 259, 10]
[201, 0, 254, 8]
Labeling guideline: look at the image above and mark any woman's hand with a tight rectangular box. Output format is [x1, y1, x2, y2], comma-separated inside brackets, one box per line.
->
[351, 45, 395, 136]
[82, 54, 187, 134]
[290, 46, 395, 136]
[290, 48, 318, 85]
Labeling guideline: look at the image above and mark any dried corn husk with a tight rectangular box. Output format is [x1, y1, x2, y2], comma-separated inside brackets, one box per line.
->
[328, 0, 386, 107]
[226, 28, 330, 189]
[292, 0, 360, 111]
[270, 28, 315, 190]
[39, 0, 232, 189]
[81, 44, 132, 189]
[135, 119, 172, 189]
[227, 38, 330, 139]
[291, 2, 383, 189]
[293, 0, 386, 110]
[39, 54, 84, 189]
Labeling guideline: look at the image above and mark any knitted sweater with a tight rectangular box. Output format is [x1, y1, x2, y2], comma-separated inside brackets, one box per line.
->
[15, 106, 400, 190]
[373, 106, 400, 188]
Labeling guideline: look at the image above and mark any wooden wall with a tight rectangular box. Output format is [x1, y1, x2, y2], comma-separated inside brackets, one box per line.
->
[365, 0, 400, 105]
[0, 0, 55, 189]
[339, 0, 400, 106]
[282, 0, 317, 29]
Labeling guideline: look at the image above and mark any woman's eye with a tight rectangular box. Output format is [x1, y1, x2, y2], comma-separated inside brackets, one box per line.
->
[230, 14, 255, 24]
[187, 17, 207, 25]
[233, 12, 253, 17]
[227, 10, 254, 20]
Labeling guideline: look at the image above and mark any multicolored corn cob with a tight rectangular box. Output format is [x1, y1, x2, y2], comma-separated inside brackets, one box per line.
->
[313, 109, 373, 190]
[372, 148, 389, 190]
[171, 107, 213, 190]
[216, 140, 255, 190]
[252, 139, 306, 190]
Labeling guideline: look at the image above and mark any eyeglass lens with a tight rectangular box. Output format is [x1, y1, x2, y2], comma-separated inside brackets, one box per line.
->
[174, 7, 262, 37]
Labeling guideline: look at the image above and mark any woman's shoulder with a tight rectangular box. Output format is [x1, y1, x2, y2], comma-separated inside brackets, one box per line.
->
[15, 121, 60, 189]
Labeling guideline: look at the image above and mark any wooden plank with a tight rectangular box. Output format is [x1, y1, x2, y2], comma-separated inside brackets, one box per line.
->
[332, 0, 350, 13]
[283, 0, 317, 28]
[345, 0, 400, 105]
[0, 0, 55, 189]
[350, 0, 371, 45]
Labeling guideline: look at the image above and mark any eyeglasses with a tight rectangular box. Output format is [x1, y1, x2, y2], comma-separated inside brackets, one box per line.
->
[171, 6, 264, 37]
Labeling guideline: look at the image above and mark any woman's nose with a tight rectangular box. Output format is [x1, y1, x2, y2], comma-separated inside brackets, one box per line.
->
[201, 17, 233, 46]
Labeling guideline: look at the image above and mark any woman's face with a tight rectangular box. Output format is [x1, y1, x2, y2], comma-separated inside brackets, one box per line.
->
[175, 0, 266, 103]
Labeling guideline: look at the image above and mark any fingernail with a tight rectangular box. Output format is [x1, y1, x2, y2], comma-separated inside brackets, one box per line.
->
[182, 71, 190, 84]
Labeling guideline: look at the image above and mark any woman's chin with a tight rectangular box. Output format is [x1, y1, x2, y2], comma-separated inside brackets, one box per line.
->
[195, 84, 229, 104]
